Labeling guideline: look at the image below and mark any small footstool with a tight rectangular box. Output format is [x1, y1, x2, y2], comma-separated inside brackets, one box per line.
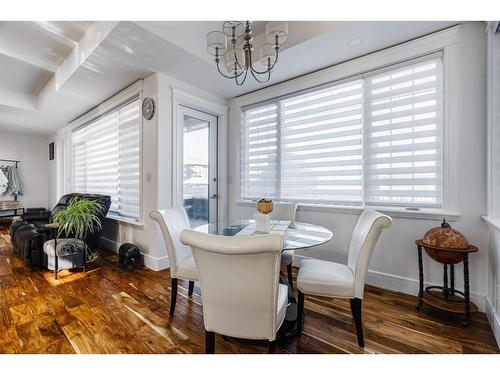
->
[43, 238, 87, 280]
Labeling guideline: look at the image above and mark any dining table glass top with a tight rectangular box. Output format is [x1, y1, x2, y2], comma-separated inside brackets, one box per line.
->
[193, 220, 333, 251]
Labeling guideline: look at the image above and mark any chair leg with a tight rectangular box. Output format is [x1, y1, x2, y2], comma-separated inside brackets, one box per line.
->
[188, 280, 194, 296]
[170, 278, 178, 316]
[83, 247, 87, 273]
[297, 290, 304, 337]
[54, 255, 58, 281]
[287, 263, 294, 291]
[350, 298, 364, 347]
[205, 330, 215, 354]
[268, 340, 276, 354]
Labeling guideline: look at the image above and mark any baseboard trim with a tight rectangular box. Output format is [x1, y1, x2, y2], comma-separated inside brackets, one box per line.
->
[293, 253, 486, 312]
[100, 236, 169, 272]
[485, 297, 500, 348]
[100, 237, 120, 252]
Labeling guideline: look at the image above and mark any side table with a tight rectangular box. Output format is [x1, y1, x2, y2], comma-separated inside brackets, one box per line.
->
[45, 223, 60, 280]
[415, 239, 478, 325]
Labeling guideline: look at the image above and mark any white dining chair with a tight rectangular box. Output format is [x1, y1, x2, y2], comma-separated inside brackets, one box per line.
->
[296, 209, 392, 347]
[180, 230, 287, 354]
[150, 207, 198, 316]
[270, 202, 298, 289]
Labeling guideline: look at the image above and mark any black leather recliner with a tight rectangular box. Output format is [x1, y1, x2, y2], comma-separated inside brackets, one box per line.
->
[10, 193, 111, 268]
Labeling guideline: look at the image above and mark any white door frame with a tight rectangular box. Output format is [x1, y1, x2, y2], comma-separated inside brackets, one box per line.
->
[171, 87, 229, 224]
[175, 105, 218, 223]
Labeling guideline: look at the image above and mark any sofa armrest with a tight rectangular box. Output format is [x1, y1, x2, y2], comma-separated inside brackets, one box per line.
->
[25, 207, 48, 213]
[21, 210, 51, 223]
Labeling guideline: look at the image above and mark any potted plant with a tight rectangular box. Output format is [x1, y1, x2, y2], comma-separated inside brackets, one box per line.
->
[51, 197, 105, 261]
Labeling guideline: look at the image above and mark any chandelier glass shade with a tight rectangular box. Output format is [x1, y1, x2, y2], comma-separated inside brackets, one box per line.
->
[207, 21, 288, 85]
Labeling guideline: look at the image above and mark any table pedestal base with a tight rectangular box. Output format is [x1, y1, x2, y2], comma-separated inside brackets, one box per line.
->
[277, 272, 301, 343]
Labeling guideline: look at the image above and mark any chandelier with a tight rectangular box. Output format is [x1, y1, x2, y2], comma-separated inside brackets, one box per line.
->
[207, 21, 288, 86]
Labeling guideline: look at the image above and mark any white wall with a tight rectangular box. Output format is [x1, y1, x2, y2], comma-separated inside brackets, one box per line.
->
[485, 24, 500, 347]
[0, 132, 49, 213]
[487, 226, 500, 346]
[228, 22, 489, 311]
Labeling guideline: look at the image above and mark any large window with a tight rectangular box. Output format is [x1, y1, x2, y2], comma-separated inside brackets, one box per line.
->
[241, 54, 443, 208]
[72, 98, 141, 221]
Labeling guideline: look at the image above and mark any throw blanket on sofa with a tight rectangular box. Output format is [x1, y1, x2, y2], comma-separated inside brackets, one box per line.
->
[58, 239, 87, 256]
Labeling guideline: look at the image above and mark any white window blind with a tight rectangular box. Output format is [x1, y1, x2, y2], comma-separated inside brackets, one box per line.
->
[281, 79, 363, 204]
[364, 56, 443, 207]
[72, 98, 141, 221]
[240, 53, 444, 209]
[240, 103, 279, 199]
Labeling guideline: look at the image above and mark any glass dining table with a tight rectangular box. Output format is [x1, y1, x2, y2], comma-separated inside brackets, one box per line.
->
[193, 219, 333, 340]
[193, 220, 333, 251]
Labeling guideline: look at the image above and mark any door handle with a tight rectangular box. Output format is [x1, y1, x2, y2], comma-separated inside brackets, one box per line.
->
[210, 194, 218, 199]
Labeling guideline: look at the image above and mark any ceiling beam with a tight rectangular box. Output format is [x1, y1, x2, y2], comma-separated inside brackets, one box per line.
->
[38, 21, 119, 106]
[0, 45, 58, 72]
[0, 89, 37, 111]
[32, 22, 78, 48]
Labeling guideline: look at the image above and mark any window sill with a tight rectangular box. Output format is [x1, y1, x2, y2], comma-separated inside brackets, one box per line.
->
[482, 216, 500, 232]
[235, 200, 460, 221]
[105, 215, 144, 227]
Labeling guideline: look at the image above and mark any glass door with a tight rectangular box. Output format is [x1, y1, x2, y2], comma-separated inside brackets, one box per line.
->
[179, 106, 218, 227]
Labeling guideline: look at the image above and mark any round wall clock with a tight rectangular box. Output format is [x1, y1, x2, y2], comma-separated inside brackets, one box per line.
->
[142, 97, 155, 120]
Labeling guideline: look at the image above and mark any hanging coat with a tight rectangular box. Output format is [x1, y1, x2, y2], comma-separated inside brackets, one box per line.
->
[0, 169, 8, 195]
[6, 166, 23, 196]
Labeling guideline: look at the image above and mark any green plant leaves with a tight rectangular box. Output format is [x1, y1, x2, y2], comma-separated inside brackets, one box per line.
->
[51, 198, 105, 243]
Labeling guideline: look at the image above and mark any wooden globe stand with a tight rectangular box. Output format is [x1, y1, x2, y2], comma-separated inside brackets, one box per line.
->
[415, 240, 478, 326]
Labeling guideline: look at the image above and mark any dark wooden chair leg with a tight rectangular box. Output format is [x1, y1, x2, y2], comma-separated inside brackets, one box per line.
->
[83, 247, 87, 273]
[188, 280, 194, 296]
[350, 298, 364, 347]
[297, 290, 304, 337]
[169, 278, 178, 316]
[53, 233, 58, 280]
[268, 340, 276, 354]
[28, 238, 33, 267]
[287, 263, 294, 291]
[54, 254, 58, 280]
[205, 330, 215, 354]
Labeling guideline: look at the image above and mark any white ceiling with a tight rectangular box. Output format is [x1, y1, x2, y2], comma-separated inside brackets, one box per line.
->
[0, 20, 459, 135]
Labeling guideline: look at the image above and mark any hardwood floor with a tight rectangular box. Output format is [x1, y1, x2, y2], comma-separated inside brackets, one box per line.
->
[0, 226, 498, 354]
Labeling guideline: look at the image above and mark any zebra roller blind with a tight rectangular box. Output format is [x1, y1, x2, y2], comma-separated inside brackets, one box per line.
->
[72, 98, 141, 221]
[364, 55, 443, 207]
[240, 53, 443, 208]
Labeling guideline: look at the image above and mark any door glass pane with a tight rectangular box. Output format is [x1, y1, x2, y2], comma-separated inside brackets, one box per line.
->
[183, 115, 210, 227]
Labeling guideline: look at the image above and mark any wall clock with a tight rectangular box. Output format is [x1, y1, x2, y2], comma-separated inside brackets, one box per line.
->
[142, 97, 155, 120]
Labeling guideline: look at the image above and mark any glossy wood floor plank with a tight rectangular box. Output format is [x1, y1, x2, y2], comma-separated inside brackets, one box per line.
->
[0, 226, 498, 354]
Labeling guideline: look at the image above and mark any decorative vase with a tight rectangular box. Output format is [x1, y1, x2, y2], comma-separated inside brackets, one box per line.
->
[256, 199, 273, 214]
[254, 212, 271, 233]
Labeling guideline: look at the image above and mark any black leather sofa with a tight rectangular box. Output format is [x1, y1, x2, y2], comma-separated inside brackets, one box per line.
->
[10, 193, 111, 268]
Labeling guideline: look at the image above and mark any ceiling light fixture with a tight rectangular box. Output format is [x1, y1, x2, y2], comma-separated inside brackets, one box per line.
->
[207, 21, 288, 86]
[348, 38, 363, 47]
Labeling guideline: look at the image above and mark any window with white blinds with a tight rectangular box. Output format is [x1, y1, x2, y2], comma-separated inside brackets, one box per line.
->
[240, 103, 279, 199]
[240, 53, 444, 209]
[72, 98, 141, 221]
[280, 79, 363, 204]
[364, 56, 443, 207]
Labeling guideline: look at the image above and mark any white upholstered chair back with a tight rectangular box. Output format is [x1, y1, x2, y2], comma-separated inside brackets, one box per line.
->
[180, 230, 284, 340]
[347, 209, 392, 298]
[270, 202, 298, 225]
[150, 207, 192, 278]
